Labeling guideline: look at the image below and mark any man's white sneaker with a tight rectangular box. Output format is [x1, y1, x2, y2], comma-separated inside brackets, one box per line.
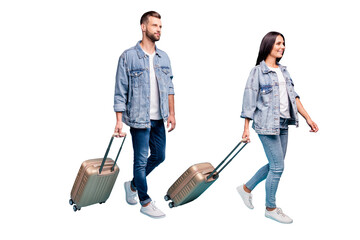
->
[236, 184, 254, 209]
[265, 208, 293, 224]
[140, 201, 166, 219]
[124, 181, 138, 205]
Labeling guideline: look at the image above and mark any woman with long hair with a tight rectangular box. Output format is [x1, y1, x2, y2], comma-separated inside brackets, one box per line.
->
[237, 32, 318, 224]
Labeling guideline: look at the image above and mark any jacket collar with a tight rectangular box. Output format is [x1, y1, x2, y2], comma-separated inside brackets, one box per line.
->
[260, 60, 287, 73]
[135, 41, 162, 59]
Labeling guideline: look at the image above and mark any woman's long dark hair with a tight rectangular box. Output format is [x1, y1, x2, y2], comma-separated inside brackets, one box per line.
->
[256, 31, 285, 66]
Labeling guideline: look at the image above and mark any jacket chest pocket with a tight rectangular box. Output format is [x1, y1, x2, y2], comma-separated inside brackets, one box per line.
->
[160, 67, 170, 82]
[129, 70, 145, 88]
[155, 67, 171, 92]
[259, 85, 273, 106]
[260, 85, 273, 94]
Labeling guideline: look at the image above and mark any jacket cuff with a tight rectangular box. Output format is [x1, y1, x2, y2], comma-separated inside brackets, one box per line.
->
[168, 88, 175, 95]
[240, 111, 254, 120]
[113, 103, 126, 112]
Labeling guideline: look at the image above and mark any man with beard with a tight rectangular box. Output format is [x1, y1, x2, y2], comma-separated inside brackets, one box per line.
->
[114, 11, 175, 218]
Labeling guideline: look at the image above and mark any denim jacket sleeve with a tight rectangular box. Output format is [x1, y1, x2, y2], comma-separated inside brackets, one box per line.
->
[241, 67, 259, 120]
[291, 78, 300, 99]
[161, 52, 174, 95]
[114, 53, 128, 112]
[168, 63, 175, 95]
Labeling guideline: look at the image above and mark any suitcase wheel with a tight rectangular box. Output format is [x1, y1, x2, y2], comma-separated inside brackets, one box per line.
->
[73, 205, 81, 212]
[168, 202, 175, 208]
[164, 195, 170, 201]
[99, 201, 105, 204]
[69, 199, 74, 206]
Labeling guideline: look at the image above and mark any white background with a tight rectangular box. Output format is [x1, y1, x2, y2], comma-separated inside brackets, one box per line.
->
[1, 0, 359, 239]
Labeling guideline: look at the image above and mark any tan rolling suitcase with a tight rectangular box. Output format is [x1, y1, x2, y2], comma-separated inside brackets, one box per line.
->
[69, 134, 126, 212]
[165, 140, 247, 208]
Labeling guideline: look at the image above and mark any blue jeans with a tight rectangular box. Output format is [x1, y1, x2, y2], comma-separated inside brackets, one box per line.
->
[246, 118, 289, 208]
[130, 120, 166, 206]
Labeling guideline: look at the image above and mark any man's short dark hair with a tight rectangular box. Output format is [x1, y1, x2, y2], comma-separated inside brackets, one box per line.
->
[140, 11, 161, 25]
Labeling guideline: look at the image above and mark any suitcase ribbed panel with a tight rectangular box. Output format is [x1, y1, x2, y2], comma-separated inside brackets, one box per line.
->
[169, 163, 217, 207]
[71, 158, 119, 208]
[76, 173, 89, 202]
[168, 163, 214, 198]
[76, 170, 119, 208]
[168, 169, 191, 194]
[71, 163, 87, 198]
[166, 141, 247, 208]
[173, 178, 197, 203]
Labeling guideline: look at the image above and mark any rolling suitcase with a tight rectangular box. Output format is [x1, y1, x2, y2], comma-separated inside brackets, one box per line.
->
[69, 134, 126, 212]
[164, 140, 247, 208]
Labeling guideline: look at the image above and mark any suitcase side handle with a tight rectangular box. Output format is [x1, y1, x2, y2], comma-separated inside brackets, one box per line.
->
[99, 134, 127, 174]
[207, 140, 248, 180]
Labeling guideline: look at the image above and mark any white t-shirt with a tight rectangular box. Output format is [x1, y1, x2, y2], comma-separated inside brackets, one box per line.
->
[268, 67, 291, 119]
[144, 50, 161, 120]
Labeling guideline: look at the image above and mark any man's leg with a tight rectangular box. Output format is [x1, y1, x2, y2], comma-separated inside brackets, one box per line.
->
[130, 127, 152, 206]
[130, 125, 166, 218]
[146, 120, 166, 176]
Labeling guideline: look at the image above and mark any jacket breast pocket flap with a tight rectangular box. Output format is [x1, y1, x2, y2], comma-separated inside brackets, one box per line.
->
[129, 70, 144, 87]
[161, 67, 170, 75]
[260, 85, 273, 94]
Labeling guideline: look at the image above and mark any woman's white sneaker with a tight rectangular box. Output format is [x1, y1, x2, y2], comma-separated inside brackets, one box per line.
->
[265, 208, 293, 224]
[140, 201, 166, 219]
[236, 184, 254, 209]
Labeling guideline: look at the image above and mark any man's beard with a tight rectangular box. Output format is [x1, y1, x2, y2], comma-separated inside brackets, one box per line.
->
[146, 31, 160, 42]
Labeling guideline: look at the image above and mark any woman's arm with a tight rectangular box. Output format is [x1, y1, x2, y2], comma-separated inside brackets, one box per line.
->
[242, 118, 251, 142]
[241, 68, 260, 143]
[296, 98, 319, 132]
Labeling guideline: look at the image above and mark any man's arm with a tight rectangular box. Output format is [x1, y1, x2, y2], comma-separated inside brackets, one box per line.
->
[114, 54, 128, 137]
[167, 94, 176, 132]
[114, 112, 126, 137]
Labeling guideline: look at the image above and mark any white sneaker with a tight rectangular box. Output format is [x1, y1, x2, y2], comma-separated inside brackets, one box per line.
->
[236, 184, 254, 209]
[124, 181, 138, 205]
[265, 208, 293, 224]
[140, 201, 166, 219]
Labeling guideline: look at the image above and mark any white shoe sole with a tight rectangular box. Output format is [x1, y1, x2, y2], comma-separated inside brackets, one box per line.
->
[140, 210, 166, 219]
[265, 213, 293, 224]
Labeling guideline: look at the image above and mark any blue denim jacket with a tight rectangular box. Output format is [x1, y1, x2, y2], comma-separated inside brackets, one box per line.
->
[241, 61, 299, 135]
[114, 41, 175, 128]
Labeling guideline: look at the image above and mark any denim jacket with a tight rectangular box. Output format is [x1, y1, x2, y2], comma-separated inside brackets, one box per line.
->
[241, 61, 299, 135]
[114, 41, 175, 128]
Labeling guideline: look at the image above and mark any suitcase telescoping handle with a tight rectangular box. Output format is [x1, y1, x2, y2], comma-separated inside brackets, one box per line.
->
[207, 139, 248, 180]
[99, 133, 127, 174]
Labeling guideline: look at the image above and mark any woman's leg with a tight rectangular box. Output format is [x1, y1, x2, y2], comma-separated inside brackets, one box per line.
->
[245, 164, 269, 191]
[258, 134, 285, 209]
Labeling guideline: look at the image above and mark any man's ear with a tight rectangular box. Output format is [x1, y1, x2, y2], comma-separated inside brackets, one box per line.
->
[141, 23, 146, 32]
